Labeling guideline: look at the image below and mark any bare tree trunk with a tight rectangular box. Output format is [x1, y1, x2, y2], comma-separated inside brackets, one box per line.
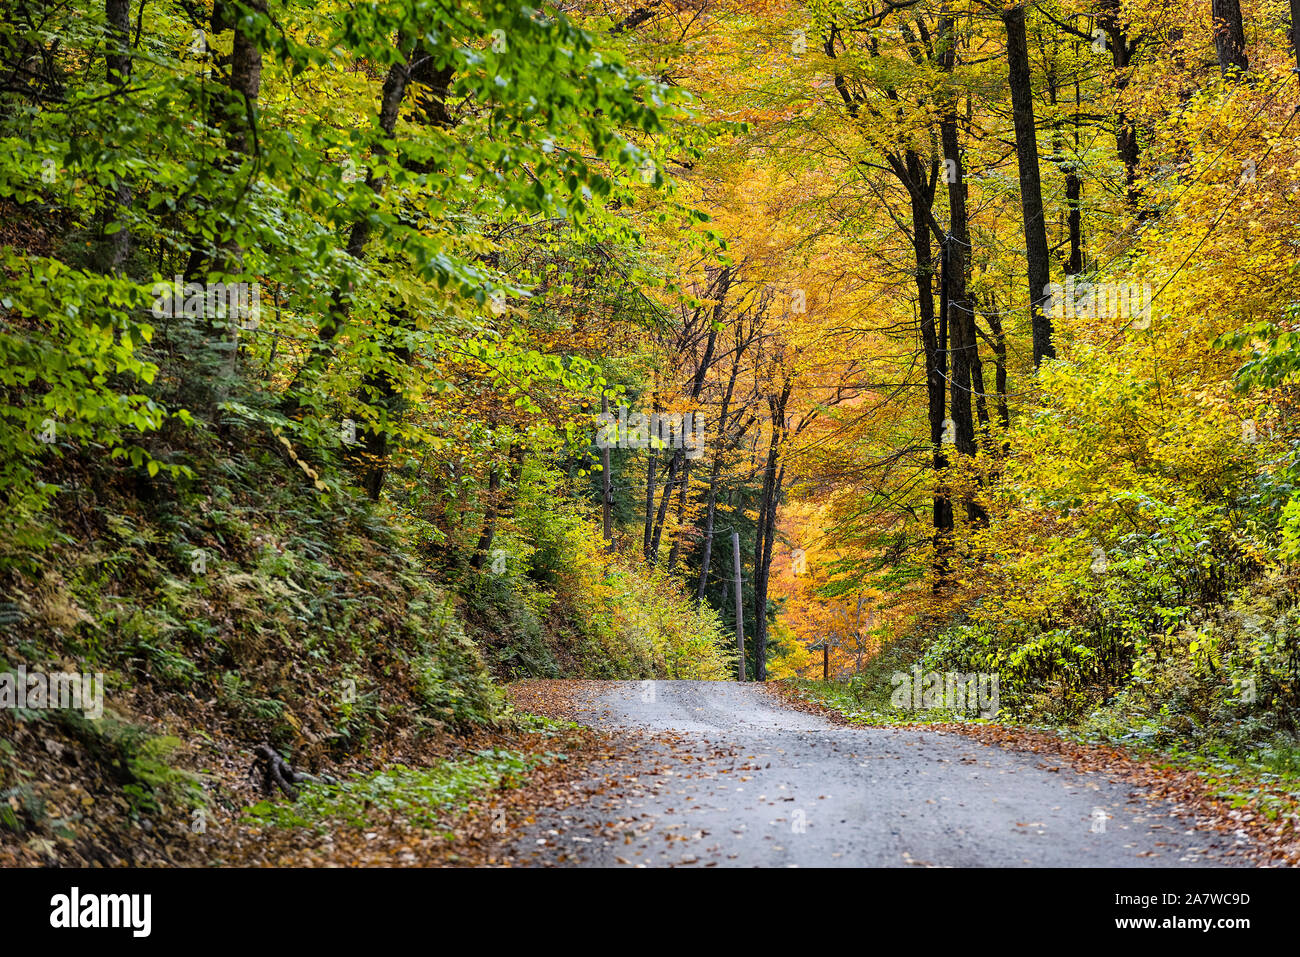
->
[906, 151, 954, 563]
[827, 17, 955, 559]
[696, 325, 747, 601]
[732, 530, 746, 680]
[220, 0, 264, 157]
[936, 103, 988, 525]
[939, 112, 976, 461]
[980, 301, 1011, 446]
[649, 448, 678, 564]
[1290, 0, 1300, 71]
[666, 459, 690, 571]
[657, 266, 731, 566]
[1211, 0, 1249, 76]
[355, 321, 410, 500]
[969, 330, 990, 436]
[470, 444, 524, 571]
[1003, 4, 1054, 366]
[643, 393, 659, 560]
[1064, 170, 1083, 274]
[1049, 61, 1084, 275]
[1068, 67, 1084, 272]
[1099, 0, 1141, 208]
[469, 465, 502, 571]
[356, 59, 459, 498]
[102, 0, 132, 274]
[752, 384, 790, 681]
[211, 0, 265, 397]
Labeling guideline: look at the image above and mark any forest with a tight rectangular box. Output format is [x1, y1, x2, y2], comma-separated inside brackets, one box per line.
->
[2, 0, 1300, 870]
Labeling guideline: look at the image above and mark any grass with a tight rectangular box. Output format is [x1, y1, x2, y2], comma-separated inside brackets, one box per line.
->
[241, 719, 571, 836]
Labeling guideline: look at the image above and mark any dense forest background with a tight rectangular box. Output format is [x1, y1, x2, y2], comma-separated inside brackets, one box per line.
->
[3, 0, 1300, 863]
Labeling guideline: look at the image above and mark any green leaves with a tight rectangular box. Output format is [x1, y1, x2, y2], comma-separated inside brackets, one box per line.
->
[241, 748, 549, 833]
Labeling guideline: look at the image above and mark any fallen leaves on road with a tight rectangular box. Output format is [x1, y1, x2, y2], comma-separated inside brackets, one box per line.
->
[768, 679, 1300, 867]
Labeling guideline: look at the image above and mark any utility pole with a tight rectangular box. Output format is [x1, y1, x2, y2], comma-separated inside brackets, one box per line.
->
[732, 530, 745, 682]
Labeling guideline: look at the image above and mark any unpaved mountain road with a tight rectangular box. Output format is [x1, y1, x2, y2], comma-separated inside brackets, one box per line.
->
[503, 681, 1249, 868]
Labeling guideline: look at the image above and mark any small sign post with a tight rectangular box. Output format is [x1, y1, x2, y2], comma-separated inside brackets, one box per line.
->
[810, 641, 830, 682]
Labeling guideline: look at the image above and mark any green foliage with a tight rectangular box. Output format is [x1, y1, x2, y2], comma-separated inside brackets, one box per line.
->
[0, 782, 44, 836]
[243, 748, 550, 834]
[502, 475, 734, 679]
[782, 676, 983, 725]
[0, 423, 506, 758]
[50, 710, 205, 817]
[852, 338, 1300, 756]
[0, 0, 701, 541]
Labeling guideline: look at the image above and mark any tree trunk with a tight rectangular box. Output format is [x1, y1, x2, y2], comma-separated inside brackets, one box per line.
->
[752, 385, 790, 681]
[212, 0, 265, 396]
[1099, 0, 1141, 208]
[906, 151, 954, 561]
[940, 116, 976, 461]
[1048, 62, 1084, 275]
[980, 301, 1011, 447]
[355, 55, 458, 497]
[469, 465, 502, 571]
[697, 324, 747, 601]
[643, 394, 659, 560]
[355, 327, 410, 500]
[666, 459, 690, 571]
[649, 448, 679, 563]
[1003, 4, 1054, 366]
[1290, 0, 1300, 72]
[285, 44, 415, 403]
[1065, 168, 1083, 273]
[1211, 0, 1249, 76]
[102, 0, 132, 275]
[651, 267, 729, 565]
[470, 444, 524, 571]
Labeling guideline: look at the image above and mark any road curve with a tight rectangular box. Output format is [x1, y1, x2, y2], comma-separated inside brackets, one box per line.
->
[504, 680, 1249, 868]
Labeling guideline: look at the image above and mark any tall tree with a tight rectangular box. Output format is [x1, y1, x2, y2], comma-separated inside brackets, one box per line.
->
[1211, 0, 1249, 75]
[1002, 3, 1055, 366]
[102, 0, 131, 274]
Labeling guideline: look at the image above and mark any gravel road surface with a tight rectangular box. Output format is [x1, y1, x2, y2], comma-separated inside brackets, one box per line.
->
[505, 681, 1248, 868]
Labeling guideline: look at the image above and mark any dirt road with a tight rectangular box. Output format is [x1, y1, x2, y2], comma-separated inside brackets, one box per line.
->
[504, 681, 1248, 867]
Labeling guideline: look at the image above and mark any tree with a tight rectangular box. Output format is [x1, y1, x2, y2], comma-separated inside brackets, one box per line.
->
[1003, 3, 1055, 367]
[1210, 0, 1249, 76]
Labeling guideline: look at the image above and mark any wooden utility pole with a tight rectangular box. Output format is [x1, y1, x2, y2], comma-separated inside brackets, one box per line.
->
[732, 531, 745, 682]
